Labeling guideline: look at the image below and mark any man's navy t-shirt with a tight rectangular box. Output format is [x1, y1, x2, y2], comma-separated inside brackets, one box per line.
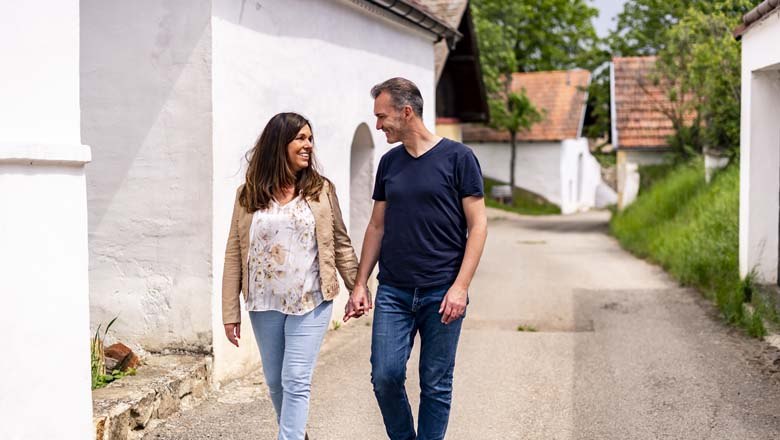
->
[372, 138, 484, 288]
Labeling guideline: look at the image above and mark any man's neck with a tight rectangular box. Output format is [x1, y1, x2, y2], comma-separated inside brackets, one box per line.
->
[401, 122, 443, 158]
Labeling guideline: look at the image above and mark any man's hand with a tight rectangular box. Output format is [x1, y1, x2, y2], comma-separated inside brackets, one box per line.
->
[344, 283, 372, 322]
[224, 323, 241, 347]
[439, 284, 468, 325]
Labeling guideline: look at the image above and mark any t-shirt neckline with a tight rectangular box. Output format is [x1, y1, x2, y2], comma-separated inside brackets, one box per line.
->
[403, 137, 447, 160]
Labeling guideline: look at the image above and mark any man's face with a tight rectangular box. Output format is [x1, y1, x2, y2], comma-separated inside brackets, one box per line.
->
[374, 92, 405, 144]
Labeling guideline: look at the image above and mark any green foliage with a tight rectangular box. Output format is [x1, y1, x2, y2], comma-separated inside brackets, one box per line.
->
[516, 324, 538, 332]
[610, 0, 699, 56]
[637, 162, 675, 194]
[472, 0, 601, 76]
[585, 0, 752, 148]
[592, 150, 616, 168]
[610, 161, 767, 335]
[655, 0, 753, 155]
[91, 316, 117, 390]
[484, 178, 561, 216]
[488, 90, 543, 137]
[90, 316, 137, 390]
[93, 368, 137, 390]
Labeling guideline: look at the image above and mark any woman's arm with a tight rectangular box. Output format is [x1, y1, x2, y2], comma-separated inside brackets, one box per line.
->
[328, 184, 358, 291]
[222, 189, 243, 329]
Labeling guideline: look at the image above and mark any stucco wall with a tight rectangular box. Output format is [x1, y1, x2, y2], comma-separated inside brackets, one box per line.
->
[467, 141, 563, 205]
[81, 0, 214, 352]
[350, 123, 375, 256]
[739, 9, 780, 282]
[560, 138, 603, 214]
[210, 0, 437, 381]
[0, 1, 94, 438]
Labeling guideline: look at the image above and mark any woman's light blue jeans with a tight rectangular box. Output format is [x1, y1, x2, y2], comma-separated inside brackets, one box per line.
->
[249, 300, 333, 440]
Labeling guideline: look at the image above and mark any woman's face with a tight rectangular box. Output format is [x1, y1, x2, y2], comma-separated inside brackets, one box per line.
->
[287, 124, 313, 173]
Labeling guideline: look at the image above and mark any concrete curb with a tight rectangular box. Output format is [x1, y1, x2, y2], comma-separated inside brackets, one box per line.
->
[92, 354, 213, 440]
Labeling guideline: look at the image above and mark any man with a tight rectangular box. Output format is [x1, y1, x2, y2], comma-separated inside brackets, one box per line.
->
[345, 77, 487, 440]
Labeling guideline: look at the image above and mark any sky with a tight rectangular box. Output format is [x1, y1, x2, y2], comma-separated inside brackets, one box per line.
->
[591, 0, 628, 38]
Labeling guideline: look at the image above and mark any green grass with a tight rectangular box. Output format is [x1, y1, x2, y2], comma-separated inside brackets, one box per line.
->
[516, 324, 538, 332]
[638, 163, 676, 195]
[611, 159, 770, 337]
[483, 178, 561, 216]
[592, 151, 616, 168]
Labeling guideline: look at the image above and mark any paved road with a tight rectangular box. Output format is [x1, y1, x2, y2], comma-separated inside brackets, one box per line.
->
[146, 209, 780, 439]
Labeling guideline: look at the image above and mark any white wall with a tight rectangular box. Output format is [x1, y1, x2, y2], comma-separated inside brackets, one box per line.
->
[468, 141, 563, 205]
[81, 0, 214, 352]
[560, 138, 604, 214]
[350, 123, 375, 256]
[0, 1, 93, 438]
[739, 8, 780, 282]
[210, 0, 436, 381]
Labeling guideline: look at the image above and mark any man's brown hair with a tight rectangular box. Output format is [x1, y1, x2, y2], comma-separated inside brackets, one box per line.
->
[370, 77, 424, 117]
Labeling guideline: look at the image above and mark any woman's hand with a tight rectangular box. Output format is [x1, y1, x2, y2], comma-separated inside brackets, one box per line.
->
[343, 284, 372, 322]
[224, 323, 241, 347]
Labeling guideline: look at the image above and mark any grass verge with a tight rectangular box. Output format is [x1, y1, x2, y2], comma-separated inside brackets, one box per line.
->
[483, 178, 561, 216]
[610, 159, 773, 337]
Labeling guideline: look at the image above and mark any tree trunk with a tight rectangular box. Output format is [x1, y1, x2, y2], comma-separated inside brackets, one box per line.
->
[509, 130, 517, 204]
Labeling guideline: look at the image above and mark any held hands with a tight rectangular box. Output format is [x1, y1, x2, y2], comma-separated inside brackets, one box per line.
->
[343, 283, 373, 322]
[439, 284, 468, 325]
[224, 323, 241, 347]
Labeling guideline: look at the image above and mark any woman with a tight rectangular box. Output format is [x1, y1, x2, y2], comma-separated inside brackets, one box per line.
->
[221, 112, 359, 440]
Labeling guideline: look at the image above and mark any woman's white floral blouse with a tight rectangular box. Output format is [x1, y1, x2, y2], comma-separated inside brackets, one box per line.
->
[246, 195, 323, 315]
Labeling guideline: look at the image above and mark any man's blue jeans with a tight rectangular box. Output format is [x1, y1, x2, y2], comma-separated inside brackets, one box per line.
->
[371, 283, 465, 440]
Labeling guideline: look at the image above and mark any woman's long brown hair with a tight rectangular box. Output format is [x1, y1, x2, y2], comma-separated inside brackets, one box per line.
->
[239, 112, 324, 212]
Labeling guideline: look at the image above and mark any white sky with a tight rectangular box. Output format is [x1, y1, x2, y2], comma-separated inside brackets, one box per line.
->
[591, 0, 628, 38]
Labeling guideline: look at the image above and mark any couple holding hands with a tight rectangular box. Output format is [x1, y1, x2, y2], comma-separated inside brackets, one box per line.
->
[221, 77, 487, 440]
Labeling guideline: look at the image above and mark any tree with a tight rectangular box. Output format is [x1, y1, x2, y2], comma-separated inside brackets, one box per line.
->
[473, 0, 601, 74]
[654, 0, 754, 156]
[609, 0, 700, 56]
[489, 90, 543, 195]
[472, 0, 596, 195]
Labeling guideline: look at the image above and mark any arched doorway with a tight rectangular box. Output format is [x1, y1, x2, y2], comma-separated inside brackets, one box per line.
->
[350, 123, 374, 256]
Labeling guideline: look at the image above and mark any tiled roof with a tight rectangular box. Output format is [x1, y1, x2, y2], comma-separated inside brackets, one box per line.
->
[612, 56, 677, 150]
[417, 0, 470, 80]
[417, 0, 468, 28]
[734, 0, 780, 38]
[462, 69, 591, 142]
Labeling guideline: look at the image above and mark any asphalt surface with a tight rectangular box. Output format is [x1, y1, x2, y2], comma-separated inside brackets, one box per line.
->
[145, 209, 780, 439]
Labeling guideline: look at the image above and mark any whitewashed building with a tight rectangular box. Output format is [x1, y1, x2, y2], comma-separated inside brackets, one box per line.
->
[462, 69, 612, 214]
[0, 1, 94, 438]
[80, 0, 459, 382]
[735, 0, 780, 284]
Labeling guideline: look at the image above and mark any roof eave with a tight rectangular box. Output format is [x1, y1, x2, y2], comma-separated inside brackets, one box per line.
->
[363, 0, 463, 48]
[733, 0, 780, 39]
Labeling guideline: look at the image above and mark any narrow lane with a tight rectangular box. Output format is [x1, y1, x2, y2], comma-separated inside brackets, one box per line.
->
[147, 209, 780, 439]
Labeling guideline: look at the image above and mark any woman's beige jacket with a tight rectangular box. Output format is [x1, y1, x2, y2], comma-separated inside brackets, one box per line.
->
[222, 180, 358, 324]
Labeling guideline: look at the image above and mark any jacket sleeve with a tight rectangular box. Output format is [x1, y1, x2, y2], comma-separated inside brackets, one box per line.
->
[328, 182, 359, 292]
[221, 187, 243, 324]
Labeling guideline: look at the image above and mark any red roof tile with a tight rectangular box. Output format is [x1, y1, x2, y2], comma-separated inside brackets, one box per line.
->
[462, 69, 591, 142]
[612, 56, 681, 150]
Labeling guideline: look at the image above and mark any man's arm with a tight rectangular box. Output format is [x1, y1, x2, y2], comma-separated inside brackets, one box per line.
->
[440, 195, 487, 324]
[343, 201, 386, 321]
